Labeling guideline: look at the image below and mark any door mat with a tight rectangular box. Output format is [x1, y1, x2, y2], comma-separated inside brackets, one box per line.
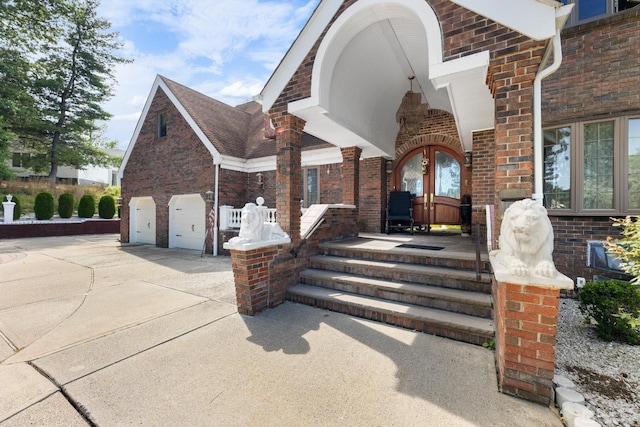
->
[397, 244, 445, 251]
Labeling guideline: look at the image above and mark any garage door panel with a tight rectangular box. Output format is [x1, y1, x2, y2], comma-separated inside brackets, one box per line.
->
[169, 195, 205, 251]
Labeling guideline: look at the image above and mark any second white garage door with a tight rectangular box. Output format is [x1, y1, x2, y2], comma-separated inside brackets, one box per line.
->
[168, 194, 205, 251]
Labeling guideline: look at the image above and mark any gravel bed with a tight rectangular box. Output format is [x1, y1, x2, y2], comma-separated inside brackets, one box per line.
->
[556, 298, 640, 427]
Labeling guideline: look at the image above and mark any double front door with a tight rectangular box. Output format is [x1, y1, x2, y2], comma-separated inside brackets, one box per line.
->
[396, 145, 466, 231]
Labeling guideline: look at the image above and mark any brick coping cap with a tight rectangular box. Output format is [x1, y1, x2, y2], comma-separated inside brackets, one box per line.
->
[490, 253, 574, 290]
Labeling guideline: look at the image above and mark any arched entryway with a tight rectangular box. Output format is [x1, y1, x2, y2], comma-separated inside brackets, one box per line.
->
[394, 145, 467, 232]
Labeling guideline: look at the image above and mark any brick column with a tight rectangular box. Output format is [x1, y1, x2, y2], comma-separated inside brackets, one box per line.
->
[493, 280, 565, 405]
[273, 114, 305, 247]
[229, 245, 280, 315]
[341, 146, 362, 206]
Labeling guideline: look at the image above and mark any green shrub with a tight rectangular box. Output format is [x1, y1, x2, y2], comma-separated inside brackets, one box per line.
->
[77, 194, 95, 218]
[57, 193, 74, 218]
[579, 279, 640, 344]
[2, 195, 22, 220]
[98, 195, 116, 219]
[606, 216, 640, 284]
[34, 192, 54, 220]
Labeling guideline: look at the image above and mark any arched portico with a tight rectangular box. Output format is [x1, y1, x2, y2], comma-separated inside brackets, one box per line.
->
[288, 0, 493, 159]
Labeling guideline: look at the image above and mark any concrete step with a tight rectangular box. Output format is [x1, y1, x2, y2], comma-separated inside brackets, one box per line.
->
[319, 240, 491, 272]
[299, 269, 493, 318]
[287, 284, 494, 346]
[309, 254, 492, 294]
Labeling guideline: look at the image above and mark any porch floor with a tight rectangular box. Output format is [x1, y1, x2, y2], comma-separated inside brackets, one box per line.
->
[344, 231, 489, 264]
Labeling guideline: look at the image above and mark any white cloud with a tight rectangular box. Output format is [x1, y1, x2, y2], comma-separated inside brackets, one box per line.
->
[98, 0, 320, 149]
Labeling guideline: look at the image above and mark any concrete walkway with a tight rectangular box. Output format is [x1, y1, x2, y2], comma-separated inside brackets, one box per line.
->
[0, 235, 562, 426]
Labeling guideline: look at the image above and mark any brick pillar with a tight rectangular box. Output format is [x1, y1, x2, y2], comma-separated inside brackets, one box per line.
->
[493, 280, 563, 405]
[341, 146, 362, 206]
[229, 246, 280, 315]
[273, 114, 305, 247]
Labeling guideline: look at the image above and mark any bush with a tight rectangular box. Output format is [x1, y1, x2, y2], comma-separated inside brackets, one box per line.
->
[579, 279, 640, 344]
[606, 216, 640, 284]
[34, 192, 55, 220]
[2, 194, 22, 220]
[57, 193, 74, 218]
[98, 195, 116, 219]
[77, 194, 95, 218]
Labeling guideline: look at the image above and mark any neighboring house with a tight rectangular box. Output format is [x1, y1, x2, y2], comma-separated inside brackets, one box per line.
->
[118, 75, 339, 252]
[8, 148, 124, 186]
[120, 0, 639, 283]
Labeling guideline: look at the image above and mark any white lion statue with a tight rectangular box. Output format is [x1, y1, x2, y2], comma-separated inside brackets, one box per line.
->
[229, 203, 288, 244]
[494, 198, 557, 278]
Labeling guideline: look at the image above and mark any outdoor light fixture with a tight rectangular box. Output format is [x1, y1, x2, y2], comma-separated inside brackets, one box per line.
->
[396, 76, 430, 135]
[205, 190, 214, 202]
[116, 197, 123, 206]
[464, 152, 473, 168]
[256, 172, 264, 187]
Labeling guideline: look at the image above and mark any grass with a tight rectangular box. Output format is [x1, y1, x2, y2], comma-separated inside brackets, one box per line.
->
[0, 180, 120, 218]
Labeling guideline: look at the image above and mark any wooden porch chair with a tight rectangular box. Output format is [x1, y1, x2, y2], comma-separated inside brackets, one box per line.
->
[385, 191, 414, 234]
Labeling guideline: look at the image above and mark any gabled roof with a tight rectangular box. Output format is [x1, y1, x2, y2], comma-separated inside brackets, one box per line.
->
[119, 75, 334, 179]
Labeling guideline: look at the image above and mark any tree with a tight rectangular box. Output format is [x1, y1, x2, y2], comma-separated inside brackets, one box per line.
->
[30, 0, 130, 187]
[0, 0, 62, 179]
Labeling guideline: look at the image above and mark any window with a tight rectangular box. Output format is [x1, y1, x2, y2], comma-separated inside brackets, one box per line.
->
[12, 152, 23, 168]
[301, 167, 319, 208]
[561, 0, 637, 27]
[157, 112, 167, 138]
[544, 117, 640, 214]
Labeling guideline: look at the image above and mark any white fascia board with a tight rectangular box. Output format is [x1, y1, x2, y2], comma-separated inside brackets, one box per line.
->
[220, 146, 344, 174]
[118, 75, 162, 180]
[431, 51, 494, 152]
[448, 0, 558, 41]
[259, 0, 343, 112]
[118, 76, 222, 181]
[301, 147, 343, 167]
[289, 101, 393, 159]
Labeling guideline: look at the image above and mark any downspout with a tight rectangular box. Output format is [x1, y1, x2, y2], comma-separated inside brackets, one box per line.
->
[532, 4, 573, 205]
[213, 162, 220, 256]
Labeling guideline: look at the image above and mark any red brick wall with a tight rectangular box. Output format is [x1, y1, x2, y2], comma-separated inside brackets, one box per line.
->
[493, 280, 559, 405]
[472, 130, 496, 242]
[120, 89, 218, 247]
[359, 157, 387, 233]
[540, 10, 640, 282]
[542, 9, 640, 127]
[550, 216, 630, 283]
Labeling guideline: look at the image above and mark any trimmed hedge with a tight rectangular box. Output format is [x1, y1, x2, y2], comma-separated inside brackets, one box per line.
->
[34, 192, 55, 220]
[58, 193, 74, 218]
[98, 195, 116, 219]
[78, 194, 95, 218]
[2, 195, 22, 220]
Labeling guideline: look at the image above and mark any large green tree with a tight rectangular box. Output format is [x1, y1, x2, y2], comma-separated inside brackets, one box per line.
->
[32, 0, 130, 186]
[0, 0, 129, 186]
[0, 0, 61, 179]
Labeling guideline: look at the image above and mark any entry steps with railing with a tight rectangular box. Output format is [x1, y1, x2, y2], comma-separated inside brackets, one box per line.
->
[287, 237, 494, 346]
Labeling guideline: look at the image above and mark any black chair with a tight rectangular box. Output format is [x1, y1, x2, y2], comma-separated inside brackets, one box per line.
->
[385, 191, 414, 234]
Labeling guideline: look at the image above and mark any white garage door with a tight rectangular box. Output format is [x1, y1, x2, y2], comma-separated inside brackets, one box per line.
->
[169, 194, 205, 250]
[130, 197, 156, 245]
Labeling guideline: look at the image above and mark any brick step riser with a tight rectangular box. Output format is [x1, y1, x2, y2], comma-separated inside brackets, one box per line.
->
[287, 291, 493, 346]
[309, 260, 492, 294]
[319, 247, 491, 272]
[299, 276, 493, 318]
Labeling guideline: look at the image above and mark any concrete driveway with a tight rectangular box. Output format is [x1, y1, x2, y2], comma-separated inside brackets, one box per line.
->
[0, 234, 562, 426]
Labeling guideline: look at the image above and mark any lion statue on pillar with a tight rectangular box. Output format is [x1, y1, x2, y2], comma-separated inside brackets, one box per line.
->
[494, 198, 557, 278]
[229, 202, 288, 244]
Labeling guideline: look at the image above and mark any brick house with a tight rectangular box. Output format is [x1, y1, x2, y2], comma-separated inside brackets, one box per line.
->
[120, 1, 639, 282]
[118, 75, 339, 253]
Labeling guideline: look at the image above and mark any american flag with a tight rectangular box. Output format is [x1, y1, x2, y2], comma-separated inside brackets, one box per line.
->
[208, 207, 216, 236]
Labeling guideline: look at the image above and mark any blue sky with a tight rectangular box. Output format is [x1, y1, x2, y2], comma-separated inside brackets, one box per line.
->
[98, 0, 320, 150]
